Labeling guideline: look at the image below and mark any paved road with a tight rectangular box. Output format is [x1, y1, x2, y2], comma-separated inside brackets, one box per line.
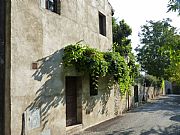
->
[78, 95, 180, 135]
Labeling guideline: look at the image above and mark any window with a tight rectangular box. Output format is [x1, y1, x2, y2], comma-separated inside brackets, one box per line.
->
[45, 0, 61, 14]
[99, 12, 106, 36]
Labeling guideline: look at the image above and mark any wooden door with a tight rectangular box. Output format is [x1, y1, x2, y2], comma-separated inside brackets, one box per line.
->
[66, 77, 78, 126]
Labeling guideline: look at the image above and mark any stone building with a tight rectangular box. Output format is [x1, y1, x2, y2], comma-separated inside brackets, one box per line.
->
[0, 1, 164, 135]
[1, 0, 117, 135]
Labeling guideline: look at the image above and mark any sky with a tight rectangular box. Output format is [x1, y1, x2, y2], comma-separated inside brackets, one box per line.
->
[108, 0, 180, 51]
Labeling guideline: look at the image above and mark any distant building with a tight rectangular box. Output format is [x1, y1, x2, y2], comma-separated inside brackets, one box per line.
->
[165, 80, 172, 94]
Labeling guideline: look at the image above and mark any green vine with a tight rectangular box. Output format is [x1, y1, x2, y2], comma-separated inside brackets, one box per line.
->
[63, 43, 138, 95]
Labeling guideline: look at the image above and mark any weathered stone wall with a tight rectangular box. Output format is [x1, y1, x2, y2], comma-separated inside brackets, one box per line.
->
[137, 84, 162, 102]
[10, 0, 112, 135]
[145, 87, 162, 99]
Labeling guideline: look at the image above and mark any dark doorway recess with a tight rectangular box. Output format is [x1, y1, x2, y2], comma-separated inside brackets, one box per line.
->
[134, 85, 138, 103]
[0, 0, 5, 134]
[167, 89, 171, 94]
[66, 76, 82, 127]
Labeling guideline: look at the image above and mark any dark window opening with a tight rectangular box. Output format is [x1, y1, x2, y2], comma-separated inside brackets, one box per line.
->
[99, 12, 106, 36]
[46, 0, 61, 14]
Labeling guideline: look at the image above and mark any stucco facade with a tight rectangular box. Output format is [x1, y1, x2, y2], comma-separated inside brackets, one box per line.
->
[1, 1, 164, 135]
[4, 0, 117, 135]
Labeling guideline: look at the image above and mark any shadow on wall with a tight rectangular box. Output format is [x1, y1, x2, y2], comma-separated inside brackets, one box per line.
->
[23, 48, 112, 131]
[146, 86, 161, 99]
[82, 76, 112, 116]
[26, 49, 65, 128]
[138, 85, 161, 102]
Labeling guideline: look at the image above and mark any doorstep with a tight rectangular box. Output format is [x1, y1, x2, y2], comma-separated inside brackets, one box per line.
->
[66, 124, 83, 135]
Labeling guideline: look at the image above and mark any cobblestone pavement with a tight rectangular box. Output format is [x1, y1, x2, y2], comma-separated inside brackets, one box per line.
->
[77, 95, 180, 135]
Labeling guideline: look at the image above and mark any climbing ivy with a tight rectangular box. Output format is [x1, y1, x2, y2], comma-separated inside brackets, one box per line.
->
[63, 43, 138, 95]
[104, 52, 130, 95]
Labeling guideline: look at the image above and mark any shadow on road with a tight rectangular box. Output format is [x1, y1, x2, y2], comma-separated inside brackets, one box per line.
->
[82, 95, 180, 135]
[104, 124, 180, 135]
[170, 115, 180, 122]
[140, 124, 180, 135]
[105, 129, 134, 135]
[132, 95, 180, 114]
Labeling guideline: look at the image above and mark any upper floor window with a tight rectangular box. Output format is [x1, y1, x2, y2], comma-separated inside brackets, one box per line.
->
[42, 0, 61, 14]
[46, 0, 57, 12]
[99, 12, 106, 36]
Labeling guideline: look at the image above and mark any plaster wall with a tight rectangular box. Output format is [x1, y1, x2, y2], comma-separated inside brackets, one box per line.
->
[10, 0, 112, 135]
[82, 76, 115, 128]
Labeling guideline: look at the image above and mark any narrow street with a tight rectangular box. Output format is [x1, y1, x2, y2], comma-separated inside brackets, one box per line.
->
[78, 95, 180, 135]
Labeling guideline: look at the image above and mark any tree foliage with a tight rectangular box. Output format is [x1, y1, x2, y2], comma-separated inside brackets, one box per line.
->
[136, 19, 180, 82]
[112, 17, 139, 88]
[164, 35, 180, 83]
[112, 18, 132, 56]
[113, 17, 139, 87]
[63, 44, 132, 95]
[63, 18, 139, 95]
[136, 74, 162, 88]
[167, 0, 180, 15]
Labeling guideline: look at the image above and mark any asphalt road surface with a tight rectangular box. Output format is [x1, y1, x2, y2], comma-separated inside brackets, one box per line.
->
[78, 95, 180, 135]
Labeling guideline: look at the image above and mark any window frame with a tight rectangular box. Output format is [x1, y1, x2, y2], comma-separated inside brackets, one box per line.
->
[99, 12, 106, 36]
[41, 0, 61, 14]
[46, 0, 57, 13]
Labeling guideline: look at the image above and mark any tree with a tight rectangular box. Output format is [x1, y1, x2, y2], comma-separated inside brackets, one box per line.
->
[136, 19, 179, 80]
[112, 18, 132, 56]
[164, 35, 180, 83]
[112, 18, 139, 89]
[167, 0, 180, 15]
